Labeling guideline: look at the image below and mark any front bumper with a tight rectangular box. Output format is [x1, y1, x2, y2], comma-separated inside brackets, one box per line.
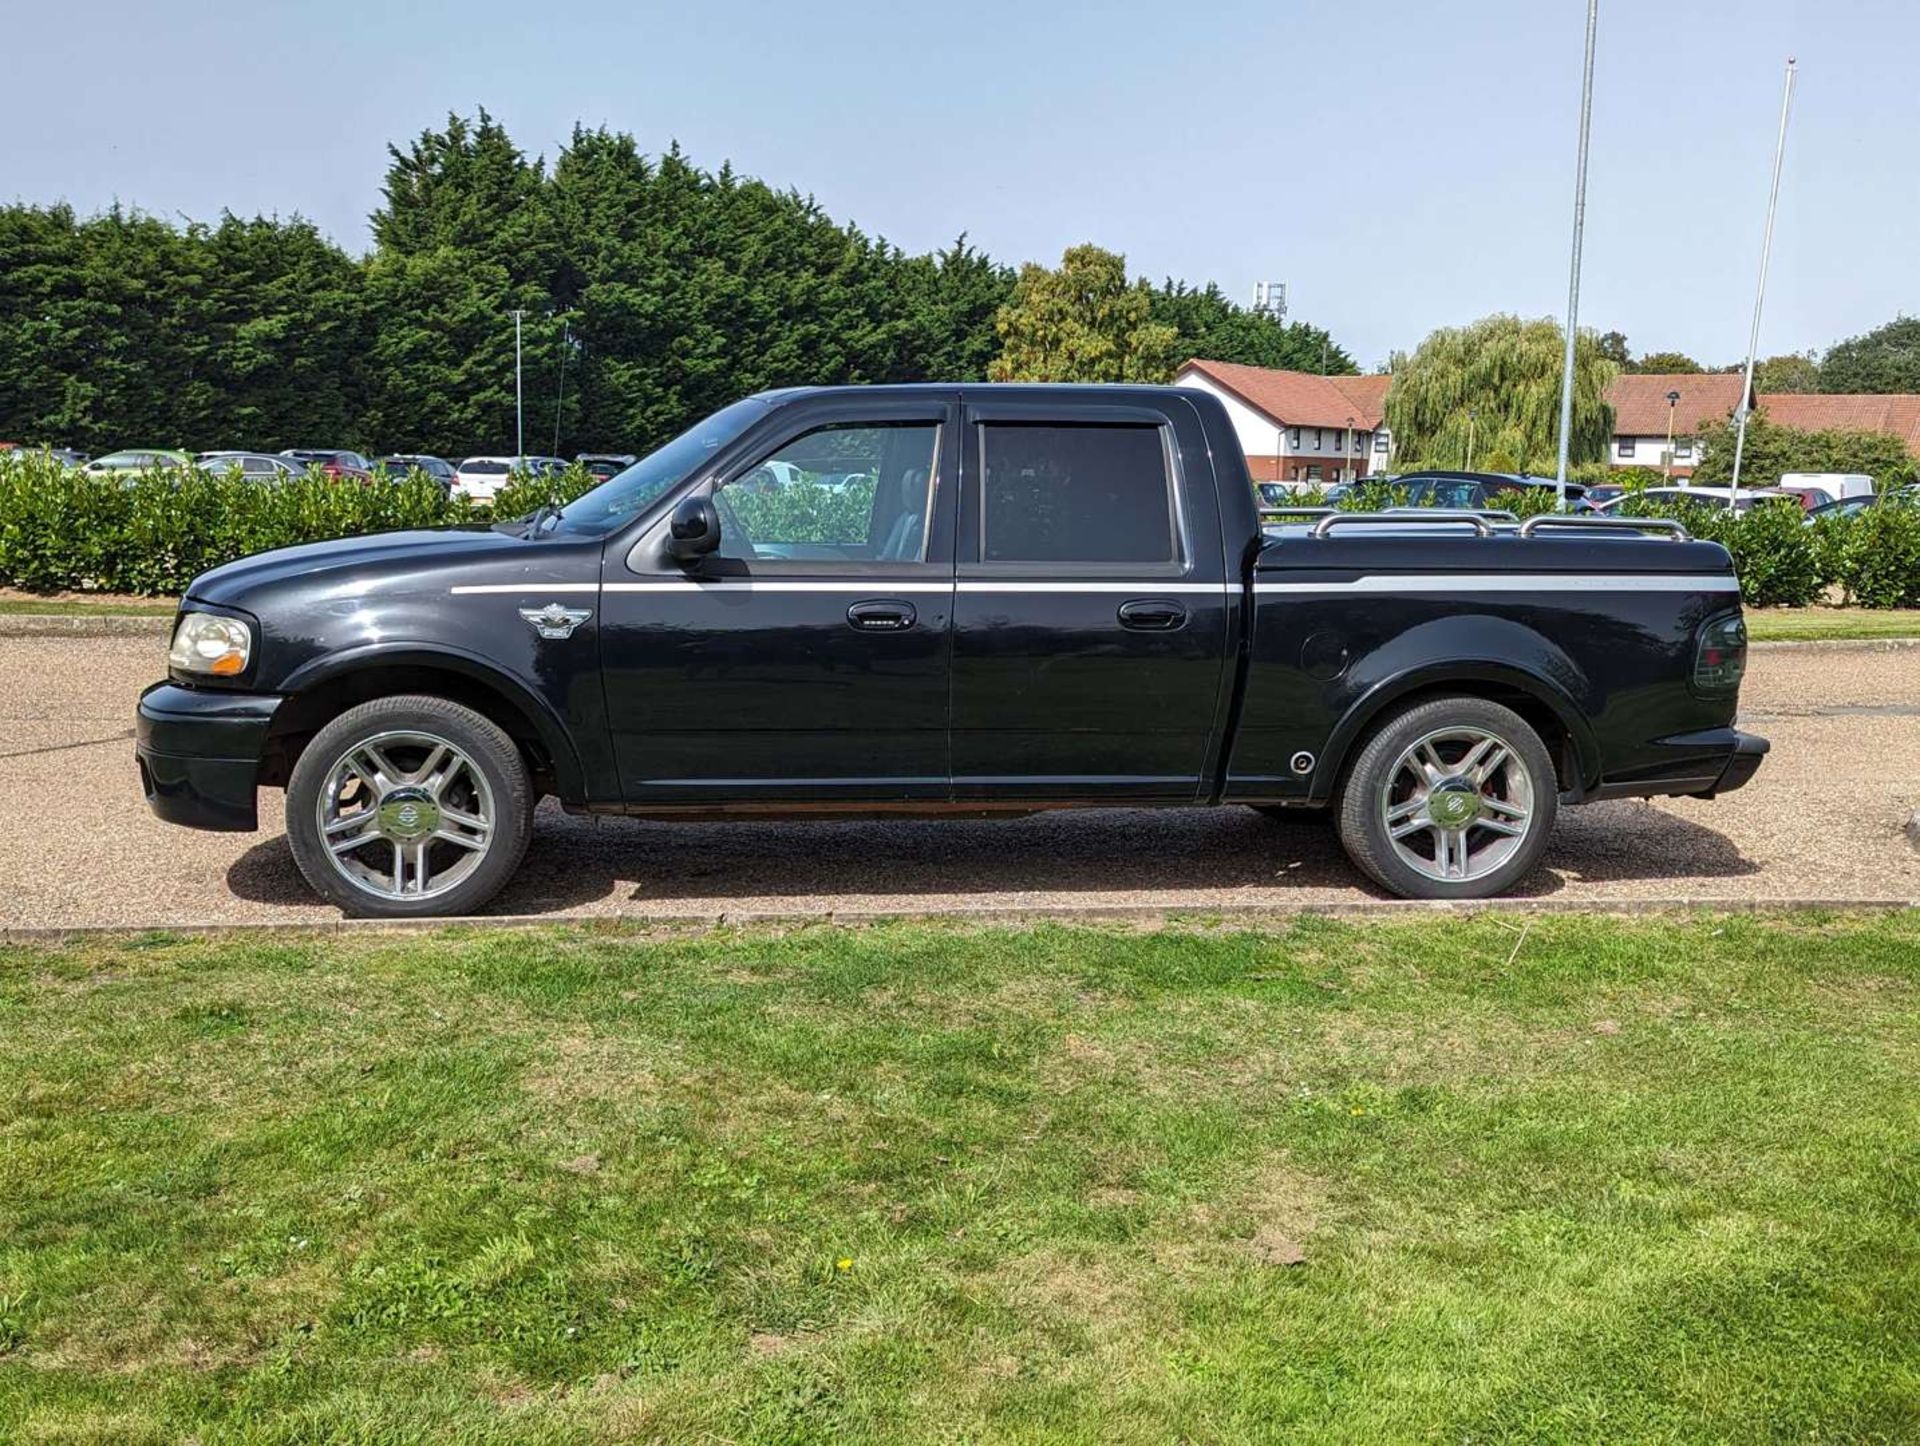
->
[135, 682, 283, 832]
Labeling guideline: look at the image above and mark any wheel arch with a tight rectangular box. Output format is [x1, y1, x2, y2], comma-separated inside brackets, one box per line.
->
[1309, 661, 1599, 805]
[262, 645, 584, 800]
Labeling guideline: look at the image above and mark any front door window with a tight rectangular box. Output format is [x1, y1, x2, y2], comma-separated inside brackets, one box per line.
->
[715, 423, 939, 564]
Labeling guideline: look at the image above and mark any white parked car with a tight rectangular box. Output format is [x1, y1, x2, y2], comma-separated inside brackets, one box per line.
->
[451, 457, 522, 504]
[1780, 471, 1875, 501]
[1597, 485, 1797, 515]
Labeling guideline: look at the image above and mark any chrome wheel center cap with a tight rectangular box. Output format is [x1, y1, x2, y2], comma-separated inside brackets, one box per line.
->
[1427, 779, 1483, 829]
[376, 787, 440, 841]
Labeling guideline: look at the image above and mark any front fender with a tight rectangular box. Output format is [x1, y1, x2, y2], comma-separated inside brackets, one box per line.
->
[275, 641, 588, 799]
[1311, 615, 1600, 802]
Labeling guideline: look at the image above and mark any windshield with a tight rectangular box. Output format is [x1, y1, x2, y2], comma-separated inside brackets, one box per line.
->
[547, 397, 769, 535]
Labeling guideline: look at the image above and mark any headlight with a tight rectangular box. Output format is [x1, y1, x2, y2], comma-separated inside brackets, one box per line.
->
[168, 612, 252, 677]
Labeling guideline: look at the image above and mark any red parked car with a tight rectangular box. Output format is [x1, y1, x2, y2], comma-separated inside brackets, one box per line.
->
[279, 449, 375, 481]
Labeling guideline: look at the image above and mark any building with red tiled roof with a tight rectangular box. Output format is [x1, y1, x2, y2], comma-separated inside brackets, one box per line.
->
[1603, 374, 1751, 476]
[1603, 373, 1920, 475]
[1174, 358, 1393, 483]
[1176, 359, 1920, 486]
[1758, 394, 1920, 458]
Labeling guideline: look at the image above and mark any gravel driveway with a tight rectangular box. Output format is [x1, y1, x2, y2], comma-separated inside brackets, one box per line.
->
[3, 634, 1916, 929]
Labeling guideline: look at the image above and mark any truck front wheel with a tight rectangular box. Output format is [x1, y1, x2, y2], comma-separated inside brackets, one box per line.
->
[284, 695, 534, 918]
[1334, 696, 1556, 900]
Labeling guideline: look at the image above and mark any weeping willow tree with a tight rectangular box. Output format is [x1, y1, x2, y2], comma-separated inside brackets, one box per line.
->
[1383, 315, 1618, 473]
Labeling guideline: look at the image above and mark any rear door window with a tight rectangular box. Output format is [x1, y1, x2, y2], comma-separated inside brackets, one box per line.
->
[979, 424, 1175, 564]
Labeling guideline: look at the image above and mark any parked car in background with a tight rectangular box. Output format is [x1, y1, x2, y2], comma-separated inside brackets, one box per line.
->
[1394, 470, 1596, 514]
[280, 449, 374, 481]
[577, 453, 636, 481]
[1599, 486, 1796, 514]
[375, 455, 457, 493]
[85, 449, 192, 474]
[1768, 483, 1835, 511]
[197, 451, 308, 482]
[1806, 485, 1920, 521]
[1583, 483, 1627, 508]
[1, 445, 90, 468]
[1780, 471, 1874, 501]
[526, 455, 570, 477]
[451, 456, 521, 504]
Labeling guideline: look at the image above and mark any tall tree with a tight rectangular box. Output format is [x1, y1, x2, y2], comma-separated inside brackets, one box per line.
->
[1752, 352, 1821, 392]
[1819, 316, 1920, 393]
[1383, 314, 1617, 473]
[1596, 330, 1631, 367]
[1691, 411, 1917, 488]
[1628, 349, 1703, 374]
[989, 245, 1180, 383]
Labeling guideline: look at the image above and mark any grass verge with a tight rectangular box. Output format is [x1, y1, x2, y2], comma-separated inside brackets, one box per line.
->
[1, 914, 1917, 1442]
[1746, 606, 1920, 641]
[0, 593, 176, 617]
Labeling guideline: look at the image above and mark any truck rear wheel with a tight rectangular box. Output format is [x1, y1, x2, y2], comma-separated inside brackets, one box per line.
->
[284, 695, 533, 919]
[1334, 696, 1556, 900]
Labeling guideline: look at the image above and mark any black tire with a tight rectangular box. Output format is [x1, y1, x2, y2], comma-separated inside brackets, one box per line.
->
[284, 694, 533, 919]
[1334, 695, 1557, 900]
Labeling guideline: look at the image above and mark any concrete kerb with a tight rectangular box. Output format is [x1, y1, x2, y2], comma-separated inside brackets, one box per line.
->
[0, 614, 171, 638]
[3, 895, 1914, 946]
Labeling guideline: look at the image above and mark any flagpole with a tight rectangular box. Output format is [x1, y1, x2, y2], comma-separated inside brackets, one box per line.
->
[1728, 59, 1797, 507]
[1554, 0, 1600, 512]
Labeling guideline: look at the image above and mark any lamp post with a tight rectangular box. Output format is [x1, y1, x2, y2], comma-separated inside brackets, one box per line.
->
[510, 308, 526, 459]
[1345, 415, 1354, 483]
[1465, 409, 1478, 471]
[1664, 389, 1680, 480]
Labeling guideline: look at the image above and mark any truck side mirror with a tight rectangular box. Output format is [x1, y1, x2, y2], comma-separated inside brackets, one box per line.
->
[666, 495, 722, 561]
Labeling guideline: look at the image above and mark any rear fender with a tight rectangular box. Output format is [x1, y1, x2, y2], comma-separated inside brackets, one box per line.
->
[1309, 615, 1600, 803]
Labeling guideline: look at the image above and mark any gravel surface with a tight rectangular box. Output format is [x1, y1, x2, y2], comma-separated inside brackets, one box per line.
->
[3, 636, 1916, 929]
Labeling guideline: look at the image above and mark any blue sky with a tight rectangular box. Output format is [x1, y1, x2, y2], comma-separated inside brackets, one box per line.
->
[4, 0, 1912, 369]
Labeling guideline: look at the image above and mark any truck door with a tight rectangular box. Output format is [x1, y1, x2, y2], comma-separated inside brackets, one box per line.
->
[599, 397, 959, 804]
[949, 396, 1234, 803]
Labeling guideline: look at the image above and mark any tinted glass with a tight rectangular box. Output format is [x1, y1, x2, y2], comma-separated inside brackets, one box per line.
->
[462, 460, 511, 475]
[716, 422, 938, 563]
[981, 424, 1174, 564]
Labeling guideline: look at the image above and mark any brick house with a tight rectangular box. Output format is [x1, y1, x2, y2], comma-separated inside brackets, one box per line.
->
[1603, 374, 1751, 477]
[1173, 359, 1392, 484]
[1604, 374, 1920, 476]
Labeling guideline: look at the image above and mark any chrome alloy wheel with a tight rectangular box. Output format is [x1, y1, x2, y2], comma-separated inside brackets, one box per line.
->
[315, 729, 495, 901]
[1378, 726, 1535, 883]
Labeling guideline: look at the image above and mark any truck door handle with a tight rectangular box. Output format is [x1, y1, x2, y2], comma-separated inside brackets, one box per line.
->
[1117, 598, 1187, 631]
[847, 599, 917, 632]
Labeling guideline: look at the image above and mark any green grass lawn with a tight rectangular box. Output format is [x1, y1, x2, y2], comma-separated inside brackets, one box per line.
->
[1746, 606, 1920, 641]
[1, 915, 1917, 1443]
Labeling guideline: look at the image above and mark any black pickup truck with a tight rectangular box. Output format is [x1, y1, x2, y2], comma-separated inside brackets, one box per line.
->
[136, 384, 1767, 917]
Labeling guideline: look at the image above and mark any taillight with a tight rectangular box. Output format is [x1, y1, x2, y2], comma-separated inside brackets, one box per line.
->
[1693, 614, 1748, 693]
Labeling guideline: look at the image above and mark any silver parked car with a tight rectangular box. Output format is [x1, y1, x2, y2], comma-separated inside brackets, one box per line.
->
[197, 451, 309, 482]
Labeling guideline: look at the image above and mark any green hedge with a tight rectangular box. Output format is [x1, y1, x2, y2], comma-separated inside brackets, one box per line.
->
[3, 450, 1917, 609]
[0, 454, 462, 595]
[1266, 482, 1920, 610]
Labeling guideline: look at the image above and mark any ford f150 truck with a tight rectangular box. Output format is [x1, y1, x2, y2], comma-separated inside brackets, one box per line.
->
[136, 384, 1767, 917]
